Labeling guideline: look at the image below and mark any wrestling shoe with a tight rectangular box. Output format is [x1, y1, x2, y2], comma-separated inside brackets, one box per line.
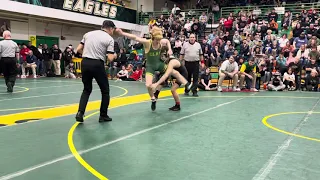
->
[169, 105, 180, 111]
[151, 99, 157, 111]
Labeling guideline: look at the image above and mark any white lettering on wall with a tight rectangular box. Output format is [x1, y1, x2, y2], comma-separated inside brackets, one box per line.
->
[63, 0, 74, 10]
[93, 2, 101, 16]
[73, 0, 84, 12]
[84, 0, 94, 14]
[101, 4, 110, 17]
[109, 6, 117, 18]
[64, 0, 118, 19]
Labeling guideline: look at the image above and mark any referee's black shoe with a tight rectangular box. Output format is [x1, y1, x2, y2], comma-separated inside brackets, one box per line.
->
[7, 82, 13, 93]
[75, 111, 84, 123]
[99, 115, 112, 122]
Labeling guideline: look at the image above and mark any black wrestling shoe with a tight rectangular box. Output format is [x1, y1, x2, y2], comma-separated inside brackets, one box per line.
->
[169, 105, 180, 111]
[7, 82, 13, 93]
[192, 93, 199, 97]
[151, 99, 157, 111]
[75, 111, 84, 123]
[184, 82, 192, 93]
[99, 115, 112, 122]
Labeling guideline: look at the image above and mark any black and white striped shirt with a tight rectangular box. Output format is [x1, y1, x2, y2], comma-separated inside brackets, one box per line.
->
[0, 39, 19, 58]
[81, 30, 114, 62]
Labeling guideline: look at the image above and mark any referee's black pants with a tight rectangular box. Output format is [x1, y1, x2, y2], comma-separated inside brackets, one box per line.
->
[185, 61, 200, 93]
[78, 58, 110, 116]
[1, 57, 17, 87]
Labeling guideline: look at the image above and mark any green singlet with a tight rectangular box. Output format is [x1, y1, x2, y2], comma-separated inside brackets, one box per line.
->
[145, 41, 167, 76]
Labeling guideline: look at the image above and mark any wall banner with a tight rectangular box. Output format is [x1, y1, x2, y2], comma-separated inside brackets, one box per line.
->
[12, 0, 137, 24]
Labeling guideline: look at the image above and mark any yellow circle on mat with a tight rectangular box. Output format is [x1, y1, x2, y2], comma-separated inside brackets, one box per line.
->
[262, 112, 320, 142]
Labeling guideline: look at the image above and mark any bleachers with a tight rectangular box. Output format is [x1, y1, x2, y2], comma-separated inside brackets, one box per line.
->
[139, 9, 208, 25]
[220, 2, 320, 22]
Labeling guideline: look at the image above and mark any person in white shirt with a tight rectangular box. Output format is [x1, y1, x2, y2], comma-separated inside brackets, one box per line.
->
[171, 4, 181, 15]
[278, 34, 289, 48]
[184, 19, 192, 31]
[217, 56, 240, 92]
[116, 65, 129, 81]
[283, 67, 296, 90]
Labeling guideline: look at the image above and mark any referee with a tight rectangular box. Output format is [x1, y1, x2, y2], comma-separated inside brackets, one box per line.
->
[180, 34, 203, 97]
[75, 20, 116, 123]
[0, 31, 19, 93]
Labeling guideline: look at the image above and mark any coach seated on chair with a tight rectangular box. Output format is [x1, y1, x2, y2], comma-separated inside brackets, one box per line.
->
[217, 56, 240, 92]
[239, 58, 259, 92]
[21, 50, 37, 79]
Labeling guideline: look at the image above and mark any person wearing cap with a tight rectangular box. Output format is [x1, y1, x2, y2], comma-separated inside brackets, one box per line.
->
[0, 31, 20, 92]
[75, 20, 117, 123]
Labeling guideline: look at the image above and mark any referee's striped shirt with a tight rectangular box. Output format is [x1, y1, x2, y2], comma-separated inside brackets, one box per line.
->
[0, 39, 19, 58]
[180, 41, 203, 62]
[81, 30, 114, 62]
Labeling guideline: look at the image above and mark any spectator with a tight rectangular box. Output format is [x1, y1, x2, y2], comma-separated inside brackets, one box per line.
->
[276, 53, 287, 74]
[115, 65, 129, 81]
[42, 44, 52, 76]
[306, 69, 319, 91]
[198, 67, 216, 91]
[305, 56, 319, 76]
[239, 58, 258, 91]
[288, 58, 302, 90]
[293, 32, 308, 50]
[283, 67, 296, 90]
[20, 44, 30, 63]
[123, 65, 143, 81]
[267, 72, 285, 91]
[217, 56, 240, 92]
[268, 8, 278, 22]
[22, 50, 37, 78]
[65, 62, 76, 79]
[52, 44, 62, 76]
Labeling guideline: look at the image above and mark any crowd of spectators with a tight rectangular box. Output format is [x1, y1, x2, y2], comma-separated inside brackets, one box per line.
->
[112, 4, 320, 92]
[197, 7, 320, 92]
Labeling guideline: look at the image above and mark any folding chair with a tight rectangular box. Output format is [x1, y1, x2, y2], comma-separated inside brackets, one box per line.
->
[224, 76, 233, 89]
[210, 66, 219, 85]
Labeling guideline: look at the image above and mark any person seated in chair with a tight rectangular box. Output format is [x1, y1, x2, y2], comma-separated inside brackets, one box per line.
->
[21, 50, 37, 78]
[217, 56, 240, 92]
[198, 67, 216, 91]
[239, 58, 259, 91]
[267, 71, 285, 91]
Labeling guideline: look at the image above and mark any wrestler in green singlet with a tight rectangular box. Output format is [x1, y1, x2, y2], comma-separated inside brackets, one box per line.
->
[145, 40, 167, 77]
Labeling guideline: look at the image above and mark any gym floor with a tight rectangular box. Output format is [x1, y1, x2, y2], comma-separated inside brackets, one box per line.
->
[0, 78, 319, 180]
